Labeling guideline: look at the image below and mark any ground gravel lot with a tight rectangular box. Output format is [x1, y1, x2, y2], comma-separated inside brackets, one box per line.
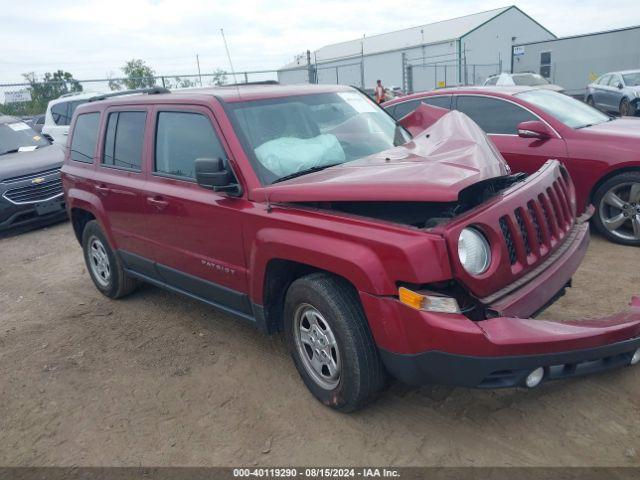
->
[1, 221, 639, 467]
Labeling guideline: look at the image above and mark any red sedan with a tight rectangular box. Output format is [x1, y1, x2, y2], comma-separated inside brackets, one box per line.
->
[384, 87, 640, 246]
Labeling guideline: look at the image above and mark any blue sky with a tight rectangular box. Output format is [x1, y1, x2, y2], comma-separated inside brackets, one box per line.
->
[1, 0, 639, 83]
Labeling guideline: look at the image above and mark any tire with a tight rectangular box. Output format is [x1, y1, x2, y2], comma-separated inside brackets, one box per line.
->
[591, 171, 640, 246]
[620, 98, 635, 117]
[586, 96, 595, 108]
[82, 220, 139, 298]
[284, 272, 386, 412]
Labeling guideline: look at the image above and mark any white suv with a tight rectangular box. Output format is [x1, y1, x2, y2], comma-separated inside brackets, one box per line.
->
[42, 91, 101, 144]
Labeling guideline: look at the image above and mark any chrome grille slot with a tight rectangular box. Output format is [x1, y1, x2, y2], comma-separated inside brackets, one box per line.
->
[3, 178, 63, 204]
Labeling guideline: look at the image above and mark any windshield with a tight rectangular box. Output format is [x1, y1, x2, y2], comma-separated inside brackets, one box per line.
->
[516, 89, 610, 129]
[0, 121, 50, 156]
[512, 74, 550, 86]
[227, 91, 409, 184]
[622, 72, 640, 87]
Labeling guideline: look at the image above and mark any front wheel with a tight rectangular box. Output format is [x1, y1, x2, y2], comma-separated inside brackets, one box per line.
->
[284, 273, 386, 412]
[620, 98, 636, 117]
[592, 172, 640, 246]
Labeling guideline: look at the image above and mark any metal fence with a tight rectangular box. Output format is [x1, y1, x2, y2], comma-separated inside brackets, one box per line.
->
[0, 69, 280, 118]
[0, 55, 501, 119]
[402, 52, 501, 93]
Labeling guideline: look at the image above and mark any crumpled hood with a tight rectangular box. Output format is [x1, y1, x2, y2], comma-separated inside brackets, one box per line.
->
[252, 110, 510, 203]
[0, 144, 64, 180]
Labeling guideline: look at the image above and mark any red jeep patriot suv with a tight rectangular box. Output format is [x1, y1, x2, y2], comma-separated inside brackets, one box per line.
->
[62, 85, 640, 412]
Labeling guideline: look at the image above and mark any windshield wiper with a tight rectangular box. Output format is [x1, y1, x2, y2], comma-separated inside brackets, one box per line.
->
[0, 148, 21, 156]
[273, 163, 344, 183]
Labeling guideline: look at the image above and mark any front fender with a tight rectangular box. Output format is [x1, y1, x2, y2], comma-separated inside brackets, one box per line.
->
[248, 228, 392, 304]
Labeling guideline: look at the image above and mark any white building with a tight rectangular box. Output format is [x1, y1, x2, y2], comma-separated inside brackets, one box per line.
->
[278, 5, 555, 92]
[512, 25, 640, 96]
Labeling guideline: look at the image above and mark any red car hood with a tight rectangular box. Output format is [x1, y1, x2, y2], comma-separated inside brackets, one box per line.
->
[581, 117, 640, 138]
[251, 110, 510, 204]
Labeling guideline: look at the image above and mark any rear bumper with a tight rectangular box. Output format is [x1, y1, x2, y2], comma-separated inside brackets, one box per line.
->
[380, 333, 640, 388]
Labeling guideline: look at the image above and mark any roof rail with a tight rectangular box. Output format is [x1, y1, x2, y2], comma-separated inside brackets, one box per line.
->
[224, 80, 279, 87]
[88, 87, 170, 102]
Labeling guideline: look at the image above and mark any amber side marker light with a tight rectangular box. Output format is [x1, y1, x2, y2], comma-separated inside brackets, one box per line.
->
[398, 287, 461, 314]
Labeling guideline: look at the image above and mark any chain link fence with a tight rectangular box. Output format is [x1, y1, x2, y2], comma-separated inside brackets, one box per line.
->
[402, 52, 501, 93]
[0, 69, 280, 119]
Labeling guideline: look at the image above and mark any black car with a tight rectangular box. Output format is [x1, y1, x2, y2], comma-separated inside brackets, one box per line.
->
[0, 115, 67, 232]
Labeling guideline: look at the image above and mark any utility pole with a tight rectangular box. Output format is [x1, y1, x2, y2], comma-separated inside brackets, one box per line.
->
[360, 34, 365, 89]
[196, 54, 202, 86]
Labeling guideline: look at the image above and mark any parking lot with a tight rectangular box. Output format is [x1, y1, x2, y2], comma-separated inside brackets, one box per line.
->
[0, 221, 638, 467]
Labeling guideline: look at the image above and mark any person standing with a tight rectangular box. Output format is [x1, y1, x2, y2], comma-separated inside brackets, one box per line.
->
[374, 79, 385, 104]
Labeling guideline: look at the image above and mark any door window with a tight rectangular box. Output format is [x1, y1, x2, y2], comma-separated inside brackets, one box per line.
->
[422, 96, 452, 109]
[102, 111, 147, 171]
[154, 111, 226, 179]
[391, 100, 421, 120]
[70, 112, 100, 163]
[456, 96, 537, 134]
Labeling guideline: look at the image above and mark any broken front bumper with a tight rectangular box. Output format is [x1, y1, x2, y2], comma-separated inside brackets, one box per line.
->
[378, 304, 640, 388]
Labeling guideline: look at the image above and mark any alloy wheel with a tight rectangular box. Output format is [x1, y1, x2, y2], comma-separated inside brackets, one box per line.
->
[598, 182, 640, 241]
[89, 236, 111, 287]
[293, 303, 341, 390]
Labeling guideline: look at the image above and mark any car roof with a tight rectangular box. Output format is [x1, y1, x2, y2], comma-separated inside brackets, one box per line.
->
[47, 91, 109, 105]
[385, 85, 538, 105]
[79, 83, 354, 108]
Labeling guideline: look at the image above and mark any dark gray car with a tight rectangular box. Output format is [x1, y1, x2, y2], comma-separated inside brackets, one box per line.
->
[586, 70, 640, 116]
[0, 115, 67, 232]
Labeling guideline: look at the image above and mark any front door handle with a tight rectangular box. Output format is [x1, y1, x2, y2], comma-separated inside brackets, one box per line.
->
[147, 196, 169, 210]
[95, 184, 110, 195]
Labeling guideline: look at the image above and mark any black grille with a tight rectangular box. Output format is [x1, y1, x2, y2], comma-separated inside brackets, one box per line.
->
[499, 217, 517, 265]
[515, 209, 531, 255]
[4, 178, 63, 204]
[499, 178, 575, 268]
[528, 202, 544, 246]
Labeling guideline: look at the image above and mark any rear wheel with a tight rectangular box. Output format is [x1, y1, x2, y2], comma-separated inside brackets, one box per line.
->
[592, 172, 640, 246]
[284, 273, 386, 412]
[620, 98, 635, 116]
[82, 220, 139, 298]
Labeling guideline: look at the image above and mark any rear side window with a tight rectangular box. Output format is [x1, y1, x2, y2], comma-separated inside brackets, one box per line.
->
[103, 111, 147, 171]
[51, 100, 88, 126]
[70, 112, 100, 163]
[154, 112, 226, 179]
[456, 96, 536, 134]
[485, 77, 498, 86]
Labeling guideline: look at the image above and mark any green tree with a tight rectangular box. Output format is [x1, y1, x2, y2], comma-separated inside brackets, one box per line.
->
[109, 59, 156, 91]
[0, 70, 83, 116]
[210, 68, 228, 86]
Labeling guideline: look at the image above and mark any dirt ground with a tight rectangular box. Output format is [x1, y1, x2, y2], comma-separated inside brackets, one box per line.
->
[0, 221, 639, 467]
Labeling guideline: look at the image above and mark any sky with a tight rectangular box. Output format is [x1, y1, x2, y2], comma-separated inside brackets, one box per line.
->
[1, 0, 640, 84]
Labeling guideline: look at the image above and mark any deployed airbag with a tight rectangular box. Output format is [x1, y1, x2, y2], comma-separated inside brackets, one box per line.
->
[255, 134, 346, 177]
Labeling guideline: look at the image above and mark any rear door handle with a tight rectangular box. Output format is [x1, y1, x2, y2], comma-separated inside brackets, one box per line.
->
[147, 196, 169, 209]
[95, 184, 110, 195]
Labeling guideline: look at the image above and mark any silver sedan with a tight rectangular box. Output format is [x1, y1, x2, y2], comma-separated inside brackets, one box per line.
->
[586, 70, 640, 116]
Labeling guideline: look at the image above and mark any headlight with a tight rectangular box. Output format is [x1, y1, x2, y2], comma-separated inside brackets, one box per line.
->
[458, 228, 491, 275]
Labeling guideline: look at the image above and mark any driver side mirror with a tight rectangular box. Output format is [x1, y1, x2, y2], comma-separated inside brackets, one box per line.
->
[517, 121, 552, 140]
[617, 82, 624, 90]
[195, 158, 241, 195]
